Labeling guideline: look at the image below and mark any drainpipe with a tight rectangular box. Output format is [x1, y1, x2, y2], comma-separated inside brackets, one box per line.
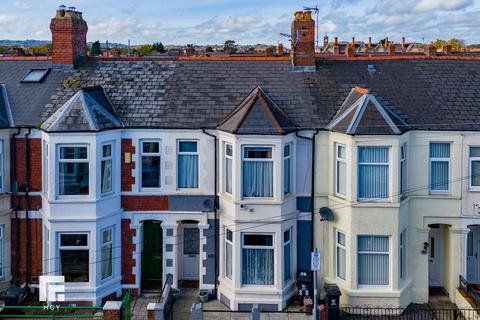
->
[11, 128, 21, 285]
[296, 129, 320, 251]
[24, 128, 31, 288]
[202, 129, 218, 296]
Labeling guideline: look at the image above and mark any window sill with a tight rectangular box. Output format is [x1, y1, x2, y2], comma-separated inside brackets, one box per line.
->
[468, 188, 480, 192]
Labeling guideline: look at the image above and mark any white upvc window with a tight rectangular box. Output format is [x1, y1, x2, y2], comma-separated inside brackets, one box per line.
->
[242, 146, 273, 198]
[283, 228, 292, 282]
[43, 226, 49, 274]
[335, 144, 346, 196]
[225, 144, 233, 194]
[42, 141, 48, 193]
[241, 233, 274, 285]
[357, 235, 389, 286]
[283, 144, 291, 195]
[0, 225, 3, 279]
[400, 143, 407, 198]
[429, 142, 451, 193]
[59, 233, 89, 282]
[358, 146, 389, 200]
[0, 141, 4, 193]
[101, 227, 113, 280]
[101, 143, 113, 194]
[399, 229, 406, 280]
[177, 140, 199, 189]
[225, 229, 233, 280]
[336, 230, 346, 280]
[58, 145, 89, 196]
[141, 140, 161, 189]
[469, 147, 480, 190]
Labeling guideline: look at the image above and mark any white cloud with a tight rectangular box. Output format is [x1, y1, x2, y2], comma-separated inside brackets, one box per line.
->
[414, 0, 473, 12]
[13, 1, 32, 10]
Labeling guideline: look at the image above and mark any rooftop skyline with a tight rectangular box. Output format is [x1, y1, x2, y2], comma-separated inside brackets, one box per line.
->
[0, 0, 479, 45]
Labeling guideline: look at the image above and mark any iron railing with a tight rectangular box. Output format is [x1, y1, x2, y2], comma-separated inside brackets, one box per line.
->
[460, 274, 480, 308]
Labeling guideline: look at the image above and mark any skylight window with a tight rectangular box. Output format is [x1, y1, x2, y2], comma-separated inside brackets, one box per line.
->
[21, 69, 50, 83]
[367, 64, 376, 73]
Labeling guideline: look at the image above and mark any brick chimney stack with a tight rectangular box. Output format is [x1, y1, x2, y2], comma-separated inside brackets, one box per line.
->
[442, 45, 452, 55]
[351, 37, 355, 48]
[401, 36, 406, 49]
[291, 10, 315, 71]
[323, 34, 329, 47]
[388, 43, 395, 55]
[277, 43, 284, 55]
[425, 44, 437, 57]
[368, 37, 372, 48]
[185, 44, 195, 56]
[50, 5, 88, 67]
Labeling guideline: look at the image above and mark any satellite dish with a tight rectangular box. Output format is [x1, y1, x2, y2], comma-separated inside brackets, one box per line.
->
[319, 207, 334, 221]
[203, 199, 212, 212]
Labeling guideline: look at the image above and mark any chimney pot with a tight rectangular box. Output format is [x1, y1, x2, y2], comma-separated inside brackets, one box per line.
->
[401, 36, 406, 49]
[334, 37, 338, 46]
[294, 11, 303, 21]
[368, 37, 372, 48]
[384, 37, 389, 47]
[323, 34, 329, 46]
[303, 10, 313, 21]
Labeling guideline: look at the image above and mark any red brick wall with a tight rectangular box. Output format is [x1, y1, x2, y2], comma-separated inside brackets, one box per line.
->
[121, 219, 136, 285]
[13, 138, 42, 193]
[121, 196, 168, 211]
[49, 12, 87, 66]
[121, 139, 135, 192]
[11, 218, 42, 284]
[15, 195, 42, 211]
[291, 13, 315, 67]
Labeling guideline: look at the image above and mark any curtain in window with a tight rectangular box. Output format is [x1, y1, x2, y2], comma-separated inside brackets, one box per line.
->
[358, 147, 389, 199]
[226, 157, 232, 193]
[242, 248, 274, 285]
[358, 236, 389, 285]
[472, 161, 480, 186]
[243, 161, 273, 197]
[430, 161, 449, 190]
[284, 158, 291, 194]
[178, 155, 198, 188]
[430, 143, 450, 158]
[284, 242, 291, 281]
[337, 246, 346, 279]
[226, 242, 232, 279]
[101, 243, 112, 279]
[101, 159, 112, 193]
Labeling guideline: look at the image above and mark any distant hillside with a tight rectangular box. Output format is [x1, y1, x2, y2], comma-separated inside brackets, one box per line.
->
[0, 39, 128, 48]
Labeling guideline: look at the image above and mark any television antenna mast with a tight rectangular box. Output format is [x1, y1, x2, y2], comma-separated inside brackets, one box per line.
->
[303, 5, 319, 48]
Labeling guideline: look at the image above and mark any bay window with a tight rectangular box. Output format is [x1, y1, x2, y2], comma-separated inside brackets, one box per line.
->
[59, 233, 89, 282]
[242, 146, 273, 198]
[358, 146, 389, 200]
[242, 234, 274, 285]
[429, 142, 450, 192]
[284, 144, 291, 195]
[177, 140, 199, 188]
[470, 147, 480, 189]
[101, 144, 113, 194]
[101, 227, 113, 279]
[284, 229, 291, 281]
[336, 230, 346, 280]
[141, 141, 161, 188]
[336, 144, 346, 196]
[225, 229, 233, 279]
[58, 146, 89, 196]
[357, 235, 389, 286]
[225, 144, 232, 194]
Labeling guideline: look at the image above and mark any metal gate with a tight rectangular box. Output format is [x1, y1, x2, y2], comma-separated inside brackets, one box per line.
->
[121, 289, 132, 320]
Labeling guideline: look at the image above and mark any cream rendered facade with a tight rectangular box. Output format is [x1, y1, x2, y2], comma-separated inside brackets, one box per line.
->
[314, 130, 480, 307]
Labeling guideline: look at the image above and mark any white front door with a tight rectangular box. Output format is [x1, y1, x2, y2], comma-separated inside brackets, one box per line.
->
[428, 227, 444, 287]
[467, 227, 479, 283]
[182, 226, 200, 280]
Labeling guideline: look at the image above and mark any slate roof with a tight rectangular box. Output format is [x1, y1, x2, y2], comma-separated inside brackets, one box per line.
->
[217, 86, 297, 135]
[1, 58, 480, 133]
[41, 86, 122, 132]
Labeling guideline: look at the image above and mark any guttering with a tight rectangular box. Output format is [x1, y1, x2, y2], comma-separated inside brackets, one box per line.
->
[296, 130, 320, 251]
[202, 129, 218, 296]
[11, 127, 21, 285]
[24, 128, 31, 289]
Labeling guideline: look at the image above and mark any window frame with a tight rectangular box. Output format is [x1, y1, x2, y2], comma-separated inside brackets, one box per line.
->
[283, 228, 292, 282]
[335, 143, 347, 197]
[58, 232, 90, 283]
[0, 225, 3, 279]
[469, 146, 480, 191]
[283, 144, 292, 195]
[101, 227, 113, 280]
[241, 232, 275, 286]
[42, 141, 48, 194]
[399, 229, 406, 280]
[224, 143, 233, 194]
[400, 143, 407, 198]
[241, 145, 274, 199]
[0, 141, 4, 194]
[20, 68, 50, 83]
[429, 142, 451, 194]
[336, 229, 346, 280]
[177, 140, 199, 189]
[225, 228, 233, 280]
[57, 144, 90, 197]
[357, 146, 390, 201]
[140, 140, 162, 190]
[101, 142, 114, 195]
[357, 235, 390, 288]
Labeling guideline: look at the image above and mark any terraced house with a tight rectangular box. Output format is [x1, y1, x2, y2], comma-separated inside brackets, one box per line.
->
[1, 5, 480, 311]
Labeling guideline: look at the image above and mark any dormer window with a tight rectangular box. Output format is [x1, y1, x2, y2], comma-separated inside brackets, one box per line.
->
[21, 68, 50, 83]
[58, 146, 89, 196]
[242, 146, 273, 198]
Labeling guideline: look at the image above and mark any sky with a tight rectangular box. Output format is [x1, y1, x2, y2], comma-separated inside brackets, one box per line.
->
[0, 0, 479, 46]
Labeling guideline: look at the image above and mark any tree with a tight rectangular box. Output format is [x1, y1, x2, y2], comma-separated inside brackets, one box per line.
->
[224, 40, 237, 53]
[135, 44, 155, 55]
[152, 42, 166, 53]
[432, 38, 465, 52]
[205, 45, 214, 53]
[33, 44, 51, 55]
[90, 41, 102, 56]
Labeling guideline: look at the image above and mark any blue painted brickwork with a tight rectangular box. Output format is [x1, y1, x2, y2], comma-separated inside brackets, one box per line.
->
[297, 220, 312, 271]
